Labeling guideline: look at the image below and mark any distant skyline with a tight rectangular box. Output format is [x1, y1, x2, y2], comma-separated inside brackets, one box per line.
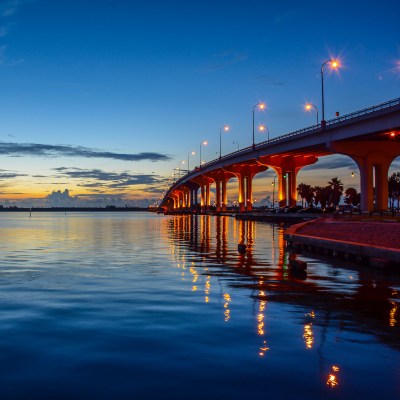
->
[0, 0, 399, 207]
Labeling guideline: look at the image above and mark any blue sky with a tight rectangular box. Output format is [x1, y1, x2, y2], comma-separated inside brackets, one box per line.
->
[0, 0, 399, 206]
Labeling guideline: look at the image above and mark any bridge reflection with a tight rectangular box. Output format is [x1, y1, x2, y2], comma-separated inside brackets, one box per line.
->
[164, 215, 399, 346]
[163, 214, 399, 391]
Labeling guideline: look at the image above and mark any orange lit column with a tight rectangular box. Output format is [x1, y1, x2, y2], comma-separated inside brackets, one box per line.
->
[205, 170, 235, 213]
[171, 193, 179, 209]
[221, 179, 228, 211]
[200, 184, 205, 212]
[205, 183, 211, 209]
[245, 175, 253, 211]
[331, 141, 400, 211]
[193, 177, 214, 214]
[224, 163, 268, 213]
[184, 182, 199, 212]
[258, 155, 318, 207]
[215, 180, 221, 212]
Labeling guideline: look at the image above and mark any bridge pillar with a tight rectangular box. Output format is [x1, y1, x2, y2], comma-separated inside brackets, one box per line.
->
[192, 177, 214, 213]
[331, 141, 400, 211]
[205, 170, 235, 213]
[224, 163, 268, 212]
[258, 155, 318, 208]
[172, 194, 178, 210]
[215, 181, 221, 212]
[222, 179, 228, 211]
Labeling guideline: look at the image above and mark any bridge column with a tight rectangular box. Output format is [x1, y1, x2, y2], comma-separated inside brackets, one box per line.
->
[200, 184, 206, 212]
[205, 183, 211, 209]
[277, 171, 287, 207]
[204, 170, 235, 214]
[172, 194, 178, 210]
[215, 180, 221, 212]
[224, 163, 268, 213]
[331, 141, 400, 212]
[246, 175, 253, 211]
[258, 155, 318, 208]
[192, 177, 214, 214]
[221, 179, 228, 211]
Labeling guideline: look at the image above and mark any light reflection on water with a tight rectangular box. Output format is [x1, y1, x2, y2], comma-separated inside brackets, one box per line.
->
[0, 212, 399, 399]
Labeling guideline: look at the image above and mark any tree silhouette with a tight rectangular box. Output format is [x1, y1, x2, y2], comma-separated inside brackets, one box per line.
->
[297, 183, 314, 207]
[328, 177, 344, 207]
[313, 185, 331, 208]
[388, 172, 400, 211]
[344, 187, 360, 206]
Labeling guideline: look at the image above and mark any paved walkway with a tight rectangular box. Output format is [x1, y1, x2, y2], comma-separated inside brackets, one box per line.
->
[284, 219, 400, 266]
[294, 219, 400, 250]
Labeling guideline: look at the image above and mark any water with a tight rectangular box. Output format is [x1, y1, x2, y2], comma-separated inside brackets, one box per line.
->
[0, 212, 398, 399]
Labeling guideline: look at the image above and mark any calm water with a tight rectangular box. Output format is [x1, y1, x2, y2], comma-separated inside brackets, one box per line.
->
[0, 212, 398, 399]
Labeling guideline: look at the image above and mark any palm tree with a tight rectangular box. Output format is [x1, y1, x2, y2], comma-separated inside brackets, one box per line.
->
[297, 183, 314, 207]
[328, 177, 343, 207]
[313, 185, 331, 208]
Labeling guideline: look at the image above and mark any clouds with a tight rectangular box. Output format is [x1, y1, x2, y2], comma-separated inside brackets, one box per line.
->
[302, 155, 357, 171]
[54, 167, 166, 190]
[0, 169, 27, 179]
[0, 142, 171, 162]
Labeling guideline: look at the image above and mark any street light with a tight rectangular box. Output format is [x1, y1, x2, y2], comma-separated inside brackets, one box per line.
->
[272, 175, 278, 209]
[351, 171, 359, 177]
[305, 103, 319, 125]
[199, 140, 208, 166]
[258, 124, 270, 142]
[219, 125, 229, 159]
[252, 102, 266, 148]
[233, 141, 239, 151]
[187, 151, 195, 172]
[321, 59, 340, 124]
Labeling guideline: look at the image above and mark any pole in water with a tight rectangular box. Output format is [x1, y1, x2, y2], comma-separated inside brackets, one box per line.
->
[29, 208, 32, 218]
[238, 243, 247, 254]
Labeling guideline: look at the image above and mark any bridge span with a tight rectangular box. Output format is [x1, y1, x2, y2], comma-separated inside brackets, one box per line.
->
[160, 98, 400, 213]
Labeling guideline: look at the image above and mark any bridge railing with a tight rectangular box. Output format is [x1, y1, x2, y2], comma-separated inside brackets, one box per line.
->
[165, 97, 400, 194]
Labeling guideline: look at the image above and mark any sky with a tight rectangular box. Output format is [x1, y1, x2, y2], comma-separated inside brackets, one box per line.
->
[0, 0, 399, 207]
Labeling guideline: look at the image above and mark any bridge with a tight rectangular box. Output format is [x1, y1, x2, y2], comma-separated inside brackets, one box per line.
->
[160, 97, 400, 213]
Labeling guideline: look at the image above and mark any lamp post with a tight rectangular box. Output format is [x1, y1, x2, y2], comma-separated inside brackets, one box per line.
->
[258, 124, 270, 142]
[233, 141, 239, 151]
[321, 59, 339, 124]
[219, 125, 229, 159]
[199, 140, 208, 166]
[187, 151, 195, 172]
[252, 102, 266, 148]
[272, 175, 278, 209]
[305, 103, 319, 125]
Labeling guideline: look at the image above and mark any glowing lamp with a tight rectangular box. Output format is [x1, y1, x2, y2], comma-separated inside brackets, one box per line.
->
[331, 60, 340, 69]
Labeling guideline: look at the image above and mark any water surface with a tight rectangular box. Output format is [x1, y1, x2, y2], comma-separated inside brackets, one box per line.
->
[0, 212, 398, 399]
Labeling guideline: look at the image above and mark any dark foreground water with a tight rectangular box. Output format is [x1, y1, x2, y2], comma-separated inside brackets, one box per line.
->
[0, 212, 398, 399]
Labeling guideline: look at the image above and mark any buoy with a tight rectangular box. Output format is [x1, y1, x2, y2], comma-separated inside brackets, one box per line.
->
[289, 258, 307, 271]
[238, 243, 247, 254]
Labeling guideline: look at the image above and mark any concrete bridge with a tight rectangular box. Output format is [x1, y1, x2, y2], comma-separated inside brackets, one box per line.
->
[160, 97, 400, 213]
